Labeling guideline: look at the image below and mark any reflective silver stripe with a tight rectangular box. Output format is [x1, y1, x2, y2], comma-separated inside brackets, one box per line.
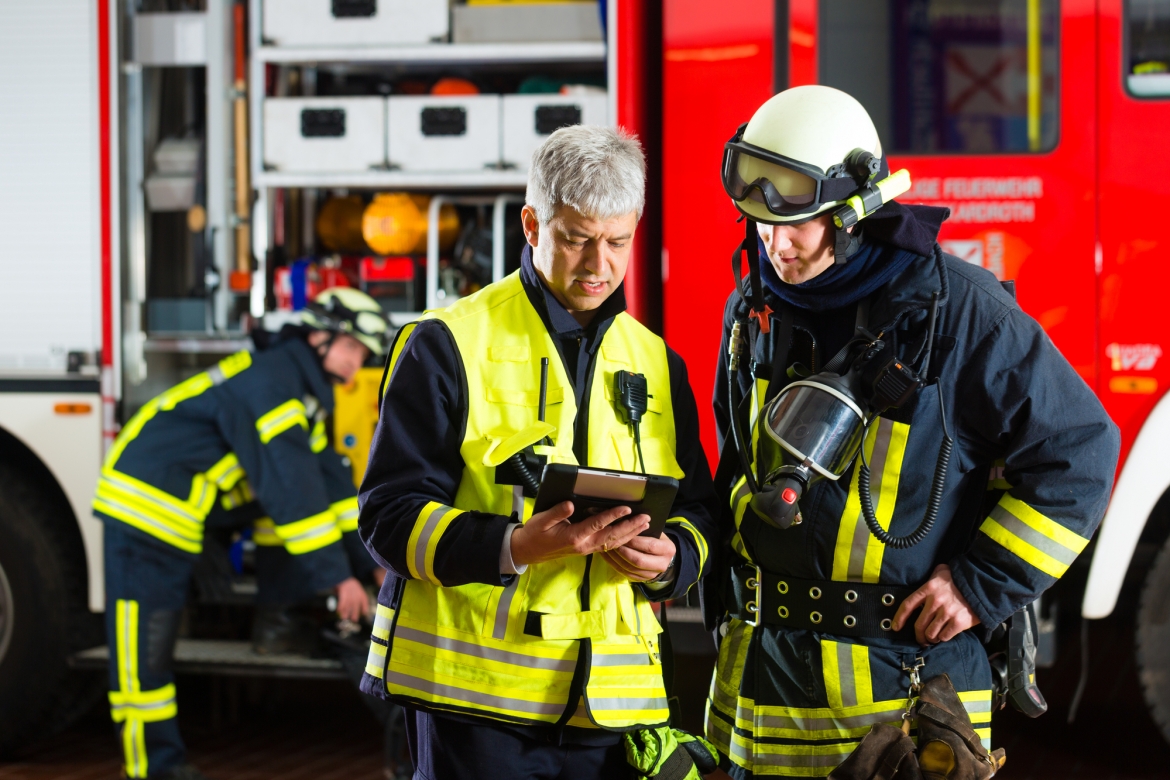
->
[847, 418, 893, 580]
[963, 698, 993, 714]
[731, 739, 856, 768]
[190, 477, 213, 511]
[365, 640, 388, 678]
[492, 581, 518, 641]
[110, 698, 176, 715]
[385, 669, 566, 716]
[99, 498, 203, 543]
[103, 473, 202, 524]
[836, 641, 858, 708]
[395, 626, 576, 673]
[755, 706, 904, 732]
[586, 695, 668, 712]
[989, 505, 1080, 566]
[592, 652, 652, 667]
[373, 609, 394, 641]
[215, 464, 243, 487]
[120, 601, 134, 695]
[414, 505, 451, 579]
[282, 520, 337, 545]
[259, 407, 304, 437]
[207, 365, 226, 385]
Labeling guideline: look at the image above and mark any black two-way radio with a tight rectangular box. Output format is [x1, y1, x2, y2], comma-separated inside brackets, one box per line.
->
[614, 370, 649, 474]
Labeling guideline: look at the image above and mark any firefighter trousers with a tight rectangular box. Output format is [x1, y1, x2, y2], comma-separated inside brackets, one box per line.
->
[705, 620, 995, 779]
[104, 522, 193, 778]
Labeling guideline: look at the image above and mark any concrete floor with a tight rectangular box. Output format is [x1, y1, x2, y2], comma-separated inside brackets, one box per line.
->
[3, 588, 1169, 780]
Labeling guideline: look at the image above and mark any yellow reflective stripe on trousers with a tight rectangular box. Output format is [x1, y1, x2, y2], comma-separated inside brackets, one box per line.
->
[332, 497, 360, 532]
[274, 509, 342, 554]
[310, 419, 328, 453]
[831, 417, 910, 583]
[256, 399, 309, 444]
[384, 617, 578, 722]
[753, 698, 906, 741]
[406, 501, 461, 584]
[729, 730, 860, 775]
[667, 516, 708, 573]
[960, 690, 994, 750]
[821, 639, 873, 709]
[206, 452, 244, 490]
[109, 684, 178, 723]
[979, 493, 1089, 578]
[707, 618, 754, 760]
[112, 600, 151, 778]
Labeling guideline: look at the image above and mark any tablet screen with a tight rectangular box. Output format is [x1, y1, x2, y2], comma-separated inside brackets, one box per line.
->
[574, 469, 648, 502]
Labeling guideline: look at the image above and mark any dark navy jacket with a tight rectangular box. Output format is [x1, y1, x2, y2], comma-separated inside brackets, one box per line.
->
[712, 245, 1121, 632]
[95, 335, 355, 593]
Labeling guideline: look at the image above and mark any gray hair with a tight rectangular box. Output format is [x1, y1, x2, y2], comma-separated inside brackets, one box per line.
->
[526, 125, 646, 224]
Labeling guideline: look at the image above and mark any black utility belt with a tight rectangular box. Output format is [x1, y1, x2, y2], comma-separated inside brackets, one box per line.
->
[728, 565, 917, 639]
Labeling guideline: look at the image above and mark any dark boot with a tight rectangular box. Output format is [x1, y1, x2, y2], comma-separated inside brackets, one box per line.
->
[150, 765, 211, 780]
[914, 674, 1006, 780]
[251, 605, 322, 656]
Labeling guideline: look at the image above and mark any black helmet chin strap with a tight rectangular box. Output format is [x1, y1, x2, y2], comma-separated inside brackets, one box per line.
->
[311, 331, 348, 385]
[833, 223, 863, 264]
[731, 218, 774, 334]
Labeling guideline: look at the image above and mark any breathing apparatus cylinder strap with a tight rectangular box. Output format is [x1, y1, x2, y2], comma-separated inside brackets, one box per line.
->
[727, 564, 917, 640]
[731, 220, 773, 334]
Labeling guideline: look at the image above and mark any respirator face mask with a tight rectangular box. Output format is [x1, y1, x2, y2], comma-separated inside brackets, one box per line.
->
[740, 306, 954, 550]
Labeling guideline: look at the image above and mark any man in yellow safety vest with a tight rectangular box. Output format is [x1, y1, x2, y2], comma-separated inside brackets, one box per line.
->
[356, 125, 719, 779]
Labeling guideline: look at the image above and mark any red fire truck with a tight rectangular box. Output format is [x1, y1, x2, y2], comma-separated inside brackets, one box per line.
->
[2, 0, 1169, 754]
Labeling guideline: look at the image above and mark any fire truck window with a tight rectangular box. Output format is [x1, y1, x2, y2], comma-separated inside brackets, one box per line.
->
[818, 0, 1059, 154]
[1126, 0, 1170, 97]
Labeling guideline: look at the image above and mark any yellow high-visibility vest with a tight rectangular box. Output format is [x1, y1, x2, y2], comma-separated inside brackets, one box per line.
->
[376, 272, 685, 730]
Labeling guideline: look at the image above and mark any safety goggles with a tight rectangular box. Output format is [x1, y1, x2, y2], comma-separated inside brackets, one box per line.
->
[721, 124, 874, 219]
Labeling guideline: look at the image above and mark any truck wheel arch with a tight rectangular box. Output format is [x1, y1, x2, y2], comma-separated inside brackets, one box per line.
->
[1083, 390, 1170, 619]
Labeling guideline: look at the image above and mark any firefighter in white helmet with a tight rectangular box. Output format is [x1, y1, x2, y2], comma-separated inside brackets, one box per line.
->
[704, 85, 1119, 778]
[95, 287, 388, 780]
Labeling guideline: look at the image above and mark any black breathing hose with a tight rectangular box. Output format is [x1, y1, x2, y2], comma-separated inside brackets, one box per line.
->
[858, 382, 953, 549]
[508, 452, 541, 496]
[725, 322, 762, 493]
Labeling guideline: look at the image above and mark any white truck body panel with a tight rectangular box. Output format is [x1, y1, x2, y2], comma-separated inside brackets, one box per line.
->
[0, 394, 104, 611]
[1083, 390, 1170, 619]
[0, 1, 103, 374]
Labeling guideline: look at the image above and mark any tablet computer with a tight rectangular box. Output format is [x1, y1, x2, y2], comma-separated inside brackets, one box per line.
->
[532, 463, 679, 538]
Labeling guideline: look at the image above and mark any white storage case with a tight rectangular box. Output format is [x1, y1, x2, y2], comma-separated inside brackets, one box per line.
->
[501, 93, 608, 171]
[262, 0, 449, 47]
[387, 95, 501, 173]
[263, 96, 387, 173]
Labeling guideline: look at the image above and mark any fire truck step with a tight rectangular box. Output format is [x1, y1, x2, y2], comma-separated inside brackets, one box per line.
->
[69, 638, 349, 681]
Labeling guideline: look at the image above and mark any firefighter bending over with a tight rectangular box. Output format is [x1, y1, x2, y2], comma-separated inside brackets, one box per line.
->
[94, 288, 387, 780]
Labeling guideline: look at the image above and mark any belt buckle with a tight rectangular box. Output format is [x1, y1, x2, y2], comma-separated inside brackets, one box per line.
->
[744, 566, 762, 627]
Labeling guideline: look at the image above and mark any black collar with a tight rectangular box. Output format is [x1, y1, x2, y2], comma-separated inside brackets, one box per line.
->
[518, 244, 627, 339]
